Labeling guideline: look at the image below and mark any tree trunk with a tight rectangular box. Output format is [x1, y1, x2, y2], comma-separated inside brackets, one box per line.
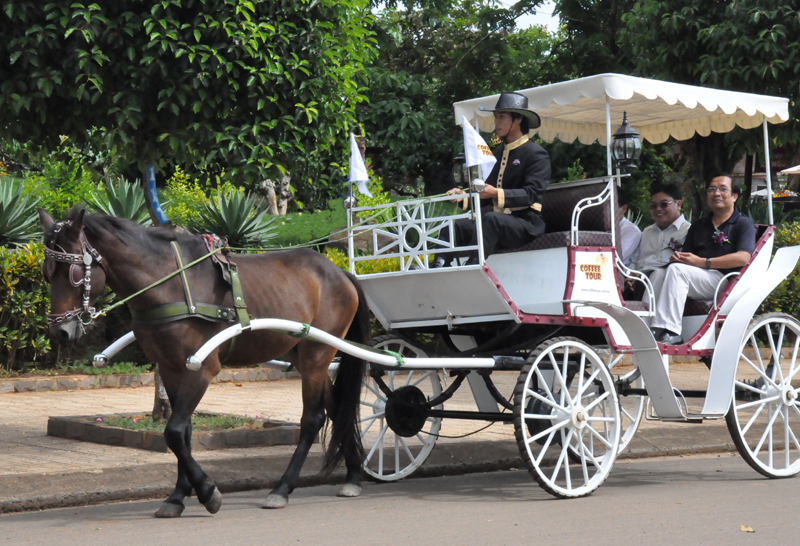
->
[152, 366, 172, 422]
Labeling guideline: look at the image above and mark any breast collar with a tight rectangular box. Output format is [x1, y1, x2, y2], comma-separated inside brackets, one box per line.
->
[43, 220, 105, 325]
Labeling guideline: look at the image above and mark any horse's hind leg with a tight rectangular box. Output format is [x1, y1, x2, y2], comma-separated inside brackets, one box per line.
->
[263, 347, 332, 509]
[155, 363, 222, 517]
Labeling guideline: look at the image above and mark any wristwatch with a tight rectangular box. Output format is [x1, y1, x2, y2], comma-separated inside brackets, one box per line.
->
[705, 258, 712, 270]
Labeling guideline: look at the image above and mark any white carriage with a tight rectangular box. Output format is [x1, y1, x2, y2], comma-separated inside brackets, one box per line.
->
[101, 74, 800, 499]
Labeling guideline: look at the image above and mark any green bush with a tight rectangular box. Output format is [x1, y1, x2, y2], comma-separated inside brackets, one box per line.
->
[163, 167, 209, 228]
[324, 247, 400, 274]
[760, 222, 800, 318]
[0, 242, 50, 369]
[87, 177, 153, 225]
[0, 177, 41, 247]
[190, 185, 276, 249]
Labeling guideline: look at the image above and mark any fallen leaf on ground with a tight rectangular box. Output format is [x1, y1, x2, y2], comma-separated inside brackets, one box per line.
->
[234, 383, 243, 387]
[740, 525, 755, 533]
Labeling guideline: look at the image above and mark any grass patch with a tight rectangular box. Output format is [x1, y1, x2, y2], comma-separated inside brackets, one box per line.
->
[99, 413, 257, 432]
[0, 361, 154, 378]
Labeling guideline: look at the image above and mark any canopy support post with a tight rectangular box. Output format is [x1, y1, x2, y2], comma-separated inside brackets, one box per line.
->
[606, 97, 617, 250]
[763, 117, 774, 225]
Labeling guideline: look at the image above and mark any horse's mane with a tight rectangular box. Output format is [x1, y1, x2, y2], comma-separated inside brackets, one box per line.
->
[53, 205, 201, 252]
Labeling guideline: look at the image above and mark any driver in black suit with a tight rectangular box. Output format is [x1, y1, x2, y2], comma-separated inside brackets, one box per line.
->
[435, 92, 551, 266]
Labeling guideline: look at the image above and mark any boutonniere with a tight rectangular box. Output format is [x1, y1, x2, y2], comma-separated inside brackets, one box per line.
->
[663, 238, 682, 251]
[713, 228, 729, 245]
[512, 159, 521, 166]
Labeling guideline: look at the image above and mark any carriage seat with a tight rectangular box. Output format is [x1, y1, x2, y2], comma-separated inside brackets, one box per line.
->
[496, 178, 615, 254]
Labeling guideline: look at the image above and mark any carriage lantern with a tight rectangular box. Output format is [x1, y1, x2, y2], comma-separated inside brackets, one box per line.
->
[611, 112, 642, 171]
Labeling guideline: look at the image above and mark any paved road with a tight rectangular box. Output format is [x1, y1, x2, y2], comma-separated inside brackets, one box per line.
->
[1, 453, 796, 546]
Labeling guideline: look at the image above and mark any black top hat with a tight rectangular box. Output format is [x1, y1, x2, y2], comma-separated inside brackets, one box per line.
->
[479, 92, 541, 130]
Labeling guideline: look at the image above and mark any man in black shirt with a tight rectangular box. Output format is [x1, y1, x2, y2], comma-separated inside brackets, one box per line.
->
[651, 174, 756, 344]
[434, 92, 551, 266]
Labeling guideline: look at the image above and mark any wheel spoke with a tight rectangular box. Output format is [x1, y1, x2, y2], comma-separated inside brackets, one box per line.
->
[361, 400, 384, 409]
[586, 416, 615, 423]
[784, 406, 790, 469]
[620, 405, 635, 422]
[788, 337, 800, 381]
[740, 355, 779, 389]
[735, 379, 765, 395]
[398, 436, 415, 461]
[737, 395, 781, 411]
[580, 435, 603, 470]
[535, 430, 557, 466]
[751, 334, 766, 371]
[411, 371, 435, 388]
[552, 428, 575, 486]
[586, 423, 613, 449]
[577, 368, 602, 401]
[527, 419, 571, 444]
[578, 429, 590, 485]
[534, 367, 559, 409]
[526, 387, 569, 414]
[403, 370, 415, 387]
[784, 410, 800, 453]
[360, 412, 384, 426]
[364, 381, 384, 398]
[364, 421, 389, 465]
[774, 325, 786, 384]
[395, 436, 400, 474]
[753, 403, 782, 457]
[741, 401, 767, 436]
[584, 390, 611, 413]
[576, 353, 587, 396]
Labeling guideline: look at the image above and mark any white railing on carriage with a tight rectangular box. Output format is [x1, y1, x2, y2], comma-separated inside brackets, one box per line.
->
[569, 174, 622, 246]
[347, 192, 485, 275]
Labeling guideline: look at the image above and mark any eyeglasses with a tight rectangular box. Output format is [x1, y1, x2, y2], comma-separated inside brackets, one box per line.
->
[648, 200, 675, 210]
[706, 186, 731, 194]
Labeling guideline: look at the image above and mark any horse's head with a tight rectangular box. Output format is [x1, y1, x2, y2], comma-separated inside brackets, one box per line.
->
[39, 207, 107, 344]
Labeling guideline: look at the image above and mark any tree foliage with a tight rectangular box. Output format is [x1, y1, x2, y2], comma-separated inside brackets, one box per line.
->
[0, 0, 375, 201]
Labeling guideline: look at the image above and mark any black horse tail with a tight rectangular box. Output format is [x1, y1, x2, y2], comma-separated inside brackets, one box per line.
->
[323, 271, 369, 474]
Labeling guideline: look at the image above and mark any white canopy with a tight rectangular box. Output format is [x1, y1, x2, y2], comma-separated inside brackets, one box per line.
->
[781, 165, 800, 174]
[453, 73, 789, 145]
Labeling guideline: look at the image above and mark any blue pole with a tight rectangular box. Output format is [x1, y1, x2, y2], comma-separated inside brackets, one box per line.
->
[146, 164, 170, 224]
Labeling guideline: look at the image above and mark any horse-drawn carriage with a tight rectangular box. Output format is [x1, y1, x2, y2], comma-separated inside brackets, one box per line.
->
[78, 74, 800, 510]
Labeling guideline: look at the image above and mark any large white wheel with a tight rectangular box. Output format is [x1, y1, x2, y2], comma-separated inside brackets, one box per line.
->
[566, 352, 644, 463]
[514, 337, 621, 498]
[605, 352, 646, 457]
[726, 313, 800, 478]
[360, 336, 442, 481]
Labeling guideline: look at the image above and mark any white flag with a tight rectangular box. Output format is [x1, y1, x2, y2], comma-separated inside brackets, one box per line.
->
[462, 116, 497, 179]
[348, 133, 372, 197]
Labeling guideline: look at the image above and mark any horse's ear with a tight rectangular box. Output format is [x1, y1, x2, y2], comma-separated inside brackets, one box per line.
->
[71, 208, 86, 233]
[38, 208, 55, 232]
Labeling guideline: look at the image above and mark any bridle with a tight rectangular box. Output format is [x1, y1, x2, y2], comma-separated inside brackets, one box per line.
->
[43, 220, 105, 325]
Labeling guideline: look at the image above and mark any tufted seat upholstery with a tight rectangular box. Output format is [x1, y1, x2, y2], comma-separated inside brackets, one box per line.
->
[497, 179, 618, 253]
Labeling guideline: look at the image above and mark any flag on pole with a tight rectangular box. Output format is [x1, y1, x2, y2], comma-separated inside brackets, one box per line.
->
[348, 133, 372, 197]
[462, 116, 497, 179]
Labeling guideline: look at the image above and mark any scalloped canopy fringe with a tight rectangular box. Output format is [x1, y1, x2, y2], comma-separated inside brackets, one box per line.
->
[453, 74, 789, 145]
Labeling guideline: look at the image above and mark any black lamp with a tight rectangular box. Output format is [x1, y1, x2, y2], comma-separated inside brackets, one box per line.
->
[611, 112, 642, 171]
[452, 153, 480, 187]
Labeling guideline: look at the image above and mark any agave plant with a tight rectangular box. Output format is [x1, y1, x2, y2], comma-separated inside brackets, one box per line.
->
[87, 178, 153, 225]
[0, 177, 40, 248]
[191, 189, 276, 249]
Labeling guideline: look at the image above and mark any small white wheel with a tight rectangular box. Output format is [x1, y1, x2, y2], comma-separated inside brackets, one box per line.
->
[360, 336, 442, 481]
[514, 337, 621, 498]
[726, 313, 800, 478]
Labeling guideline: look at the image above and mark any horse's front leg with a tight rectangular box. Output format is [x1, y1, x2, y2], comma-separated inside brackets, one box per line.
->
[154, 364, 221, 518]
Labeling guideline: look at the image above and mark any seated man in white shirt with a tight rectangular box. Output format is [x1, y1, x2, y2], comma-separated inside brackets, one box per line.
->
[618, 188, 641, 267]
[625, 184, 691, 300]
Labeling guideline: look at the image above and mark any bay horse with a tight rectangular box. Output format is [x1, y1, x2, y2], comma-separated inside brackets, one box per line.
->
[39, 206, 368, 517]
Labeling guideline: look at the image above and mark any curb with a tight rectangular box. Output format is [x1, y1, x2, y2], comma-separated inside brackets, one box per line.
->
[0, 367, 300, 394]
[0, 430, 739, 514]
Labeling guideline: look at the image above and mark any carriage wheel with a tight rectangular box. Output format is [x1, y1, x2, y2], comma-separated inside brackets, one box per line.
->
[566, 353, 644, 463]
[360, 336, 442, 481]
[726, 313, 800, 478]
[514, 337, 620, 498]
[603, 352, 645, 457]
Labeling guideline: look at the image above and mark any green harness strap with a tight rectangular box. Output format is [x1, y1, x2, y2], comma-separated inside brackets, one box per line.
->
[130, 242, 248, 363]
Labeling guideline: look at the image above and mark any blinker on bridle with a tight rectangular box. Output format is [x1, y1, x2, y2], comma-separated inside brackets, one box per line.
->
[43, 220, 105, 326]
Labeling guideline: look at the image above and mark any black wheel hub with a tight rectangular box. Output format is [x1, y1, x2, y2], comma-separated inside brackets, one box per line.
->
[385, 386, 428, 438]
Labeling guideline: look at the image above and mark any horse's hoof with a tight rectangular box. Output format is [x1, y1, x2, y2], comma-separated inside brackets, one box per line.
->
[203, 488, 222, 514]
[337, 483, 362, 498]
[154, 501, 185, 518]
[262, 493, 288, 509]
